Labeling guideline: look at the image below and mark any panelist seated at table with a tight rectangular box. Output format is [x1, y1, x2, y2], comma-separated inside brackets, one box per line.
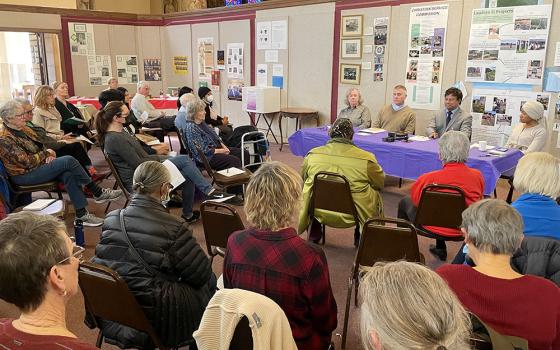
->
[53, 81, 92, 138]
[371, 84, 416, 134]
[426, 87, 472, 140]
[398, 131, 484, 261]
[337, 87, 371, 129]
[131, 81, 176, 141]
[298, 118, 385, 247]
[198, 86, 233, 141]
[505, 100, 547, 154]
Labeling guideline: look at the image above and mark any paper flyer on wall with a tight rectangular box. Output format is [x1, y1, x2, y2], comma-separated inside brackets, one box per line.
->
[116, 55, 138, 84]
[87, 55, 111, 86]
[173, 56, 188, 75]
[257, 64, 268, 87]
[271, 20, 288, 50]
[470, 88, 550, 146]
[69, 23, 95, 56]
[143, 58, 161, 81]
[256, 21, 271, 50]
[465, 5, 552, 85]
[197, 37, 214, 79]
[405, 4, 448, 110]
[226, 43, 244, 79]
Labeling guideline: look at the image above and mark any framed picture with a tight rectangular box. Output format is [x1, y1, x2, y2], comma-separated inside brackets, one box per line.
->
[340, 63, 361, 85]
[341, 38, 362, 59]
[342, 15, 363, 37]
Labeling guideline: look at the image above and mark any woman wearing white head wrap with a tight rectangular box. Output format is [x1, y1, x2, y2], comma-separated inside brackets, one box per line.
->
[505, 100, 548, 153]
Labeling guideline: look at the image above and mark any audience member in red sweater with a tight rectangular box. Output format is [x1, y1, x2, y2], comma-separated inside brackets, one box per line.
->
[398, 130, 484, 260]
[437, 199, 560, 350]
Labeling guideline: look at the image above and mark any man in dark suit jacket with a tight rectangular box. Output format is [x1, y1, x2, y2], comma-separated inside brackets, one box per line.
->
[426, 87, 472, 139]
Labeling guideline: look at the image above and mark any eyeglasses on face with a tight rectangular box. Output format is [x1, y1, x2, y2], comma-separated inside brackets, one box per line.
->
[56, 236, 85, 265]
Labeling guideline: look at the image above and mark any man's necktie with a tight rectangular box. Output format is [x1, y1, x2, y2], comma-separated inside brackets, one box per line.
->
[446, 110, 452, 127]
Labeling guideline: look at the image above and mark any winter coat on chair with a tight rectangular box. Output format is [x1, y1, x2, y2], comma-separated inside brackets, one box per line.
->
[511, 236, 560, 287]
[93, 194, 217, 349]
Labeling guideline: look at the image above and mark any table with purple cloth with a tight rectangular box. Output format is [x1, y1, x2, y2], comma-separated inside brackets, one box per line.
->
[288, 127, 523, 196]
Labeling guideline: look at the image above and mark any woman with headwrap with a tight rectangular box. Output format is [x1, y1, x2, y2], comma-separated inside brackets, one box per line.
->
[298, 118, 385, 247]
[506, 100, 548, 153]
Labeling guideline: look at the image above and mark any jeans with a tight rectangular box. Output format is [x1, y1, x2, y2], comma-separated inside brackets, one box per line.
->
[168, 155, 212, 217]
[12, 156, 90, 210]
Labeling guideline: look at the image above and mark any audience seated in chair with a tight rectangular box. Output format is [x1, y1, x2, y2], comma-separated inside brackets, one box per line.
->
[298, 117, 385, 247]
[0, 212, 96, 349]
[224, 161, 337, 350]
[511, 152, 560, 240]
[437, 199, 560, 350]
[93, 161, 216, 349]
[52, 81, 92, 139]
[95, 101, 225, 223]
[398, 130, 483, 260]
[175, 92, 197, 141]
[360, 261, 471, 350]
[32, 85, 76, 142]
[198, 86, 233, 141]
[130, 81, 176, 141]
[0, 100, 122, 226]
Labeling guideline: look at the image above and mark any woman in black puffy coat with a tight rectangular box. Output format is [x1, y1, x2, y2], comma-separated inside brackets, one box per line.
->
[93, 161, 216, 349]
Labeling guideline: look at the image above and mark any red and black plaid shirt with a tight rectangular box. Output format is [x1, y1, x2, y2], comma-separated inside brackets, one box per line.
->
[224, 227, 337, 350]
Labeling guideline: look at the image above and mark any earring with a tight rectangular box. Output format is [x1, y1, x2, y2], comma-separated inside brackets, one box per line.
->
[62, 290, 68, 297]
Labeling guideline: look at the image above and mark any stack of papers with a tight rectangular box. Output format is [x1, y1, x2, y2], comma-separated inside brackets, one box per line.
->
[408, 135, 430, 142]
[359, 128, 385, 134]
[23, 199, 64, 216]
[217, 167, 246, 177]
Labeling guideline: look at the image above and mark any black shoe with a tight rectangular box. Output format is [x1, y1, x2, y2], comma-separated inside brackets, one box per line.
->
[429, 244, 447, 261]
[206, 189, 228, 200]
[182, 210, 200, 224]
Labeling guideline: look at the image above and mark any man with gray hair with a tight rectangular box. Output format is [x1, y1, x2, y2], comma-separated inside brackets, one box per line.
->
[130, 81, 176, 140]
[397, 130, 484, 260]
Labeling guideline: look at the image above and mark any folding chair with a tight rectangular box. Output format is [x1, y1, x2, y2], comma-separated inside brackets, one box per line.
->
[78, 261, 171, 350]
[308, 171, 359, 245]
[195, 146, 251, 192]
[102, 151, 130, 213]
[200, 201, 245, 265]
[240, 131, 270, 170]
[340, 217, 422, 349]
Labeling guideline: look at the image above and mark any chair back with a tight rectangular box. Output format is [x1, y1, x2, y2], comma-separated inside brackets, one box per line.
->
[176, 127, 194, 158]
[415, 184, 467, 229]
[229, 316, 253, 350]
[196, 146, 216, 182]
[309, 171, 358, 221]
[78, 261, 168, 349]
[200, 201, 245, 259]
[103, 150, 131, 201]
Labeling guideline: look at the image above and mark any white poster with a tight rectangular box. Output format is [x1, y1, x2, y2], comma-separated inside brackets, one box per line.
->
[465, 5, 552, 85]
[257, 64, 268, 87]
[471, 88, 550, 146]
[87, 55, 111, 86]
[68, 22, 95, 56]
[272, 64, 283, 77]
[115, 55, 139, 84]
[226, 43, 244, 79]
[271, 20, 288, 50]
[265, 50, 278, 63]
[197, 37, 214, 79]
[405, 5, 449, 110]
[256, 21, 271, 50]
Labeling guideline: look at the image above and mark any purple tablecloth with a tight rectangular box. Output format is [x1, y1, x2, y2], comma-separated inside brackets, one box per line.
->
[288, 127, 523, 195]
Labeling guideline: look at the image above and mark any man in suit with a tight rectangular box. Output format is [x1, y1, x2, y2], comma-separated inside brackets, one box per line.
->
[427, 87, 472, 139]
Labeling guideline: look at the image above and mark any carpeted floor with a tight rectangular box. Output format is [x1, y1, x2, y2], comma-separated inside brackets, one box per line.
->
[0, 135, 518, 349]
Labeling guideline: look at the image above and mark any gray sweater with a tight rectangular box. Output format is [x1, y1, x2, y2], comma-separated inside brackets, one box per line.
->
[104, 131, 164, 192]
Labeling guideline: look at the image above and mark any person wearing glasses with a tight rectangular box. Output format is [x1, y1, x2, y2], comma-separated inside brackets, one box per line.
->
[93, 161, 216, 349]
[0, 211, 95, 349]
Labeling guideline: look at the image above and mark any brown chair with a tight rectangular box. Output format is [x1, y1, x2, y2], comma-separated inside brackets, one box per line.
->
[340, 217, 423, 349]
[229, 316, 253, 350]
[414, 183, 467, 242]
[200, 201, 245, 264]
[103, 151, 130, 213]
[195, 146, 252, 192]
[308, 171, 359, 245]
[78, 261, 171, 350]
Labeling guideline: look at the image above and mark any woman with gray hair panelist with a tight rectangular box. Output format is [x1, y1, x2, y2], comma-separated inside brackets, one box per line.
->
[437, 199, 560, 350]
[337, 87, 372, 129]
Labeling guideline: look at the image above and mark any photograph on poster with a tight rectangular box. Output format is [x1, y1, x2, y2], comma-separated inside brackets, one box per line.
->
[536, 94, 549, 110]
[472, 96, 486, 113]
[227, 79, 244, 101]
[497, 114, 512, 126]
[482, 50, 499, 60]
[432, 72, 440, 84]
[433, 61, 441, 71]
[516, 40, 528, 53]
[374, 73, 383, 81]
[421, 45, 431, 55]
[530, 18, 547, 30]
[340, 64, 361, 84]
[342, 15, 363, 37]
[481, 111, 496, 126]
[374, 64, 383, 72]
[467, 67, 482, 78]
[500, 40, 516, 50]
[485, 67, 496, 81]
[411, 37, 419, 48]
[374, 56, 384, 64]
[407, 71, 417, 81]
[374, 27, 387, 45]
[468, 50, 483, 60]
[528, 39, 546, 50]
[514, 18, 531, 30]
[341, 38, 362, 58]
[433, 28, 444, 48]
[493, 97, 507, 114]
[432, 49, 443, 57]
[409, 50, 419, 58]
[527, 60, 542, 79]
[488, 25, 500, 39]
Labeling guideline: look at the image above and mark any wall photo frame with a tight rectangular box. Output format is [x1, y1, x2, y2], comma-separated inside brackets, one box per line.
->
[342, 15, 363, 37]
[341, 38, 362, 59]
[340, 63, 361, 85]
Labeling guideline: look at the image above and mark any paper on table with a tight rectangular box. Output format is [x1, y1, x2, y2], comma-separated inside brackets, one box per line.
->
[217, 167, 246, 177]
[23, 200, 64, 216]
[23, 198, 57, 211]
[408, 135, 431, 142]
[147, 139, 161, 146]
[206, 195, 236, 203]
[162, 159, 186, 189]
[470, 143, 496, 150]
[76, 135, 94, 145]
[360, 128, 385, 134]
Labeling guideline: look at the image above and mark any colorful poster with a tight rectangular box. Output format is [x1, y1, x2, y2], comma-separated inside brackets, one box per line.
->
[470, 88, 550, 146]
[227, 79, 244, 101]
[173, 56, 188, 75]
[115, 55, 138, 84]
[143, 58, 161, 81]
[216, 50, 225, 70]
[87, 55, 111, 86]
[405, 4, 449, 110]
[197, 37, 214, 79]
[69, 22, 95, 56]
[226, 43, 244, 79]
[465, 5, 552, 85]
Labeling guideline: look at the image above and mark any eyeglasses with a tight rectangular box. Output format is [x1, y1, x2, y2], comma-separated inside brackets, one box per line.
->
[14, 110, 32, 118]
[56, 237, 85, 265]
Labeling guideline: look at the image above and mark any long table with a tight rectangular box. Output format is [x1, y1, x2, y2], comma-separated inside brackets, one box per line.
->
[288, 127, 523, 196]
[67, 97, 178, 110]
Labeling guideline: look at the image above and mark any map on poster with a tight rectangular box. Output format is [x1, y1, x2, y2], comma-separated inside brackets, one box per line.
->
[465, 5, 552, 85]
[116, 55, 138, 84]
[69, 22, 95, 56]
[405, 4, 449, 110]
[87, 55, 111, 86]
[471, 88, 550, 146]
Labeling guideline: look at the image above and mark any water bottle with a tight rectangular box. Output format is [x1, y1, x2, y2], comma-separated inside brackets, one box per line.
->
[74, 219, 85, 247]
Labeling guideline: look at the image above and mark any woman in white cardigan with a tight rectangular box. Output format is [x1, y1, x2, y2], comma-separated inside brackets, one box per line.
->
[505, 100, 547, 153]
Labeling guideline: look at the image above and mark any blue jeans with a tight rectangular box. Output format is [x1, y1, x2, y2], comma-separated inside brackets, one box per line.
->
[168, 155, 212, 217]
[11, 156, 90, 210]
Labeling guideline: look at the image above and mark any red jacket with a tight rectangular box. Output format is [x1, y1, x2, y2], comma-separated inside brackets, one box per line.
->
[411, 162, 484, 237]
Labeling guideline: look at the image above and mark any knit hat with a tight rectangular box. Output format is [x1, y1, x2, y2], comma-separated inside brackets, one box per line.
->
[330, 118, 354, 140]
[521, 100, 544, 121]
[198, 86, 212, 99]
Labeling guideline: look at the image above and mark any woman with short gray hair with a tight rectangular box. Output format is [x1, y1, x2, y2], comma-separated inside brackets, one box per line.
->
[337, 88, 371, 129]
[437, 199, 560, 350]
[93, 161, 217, 349]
